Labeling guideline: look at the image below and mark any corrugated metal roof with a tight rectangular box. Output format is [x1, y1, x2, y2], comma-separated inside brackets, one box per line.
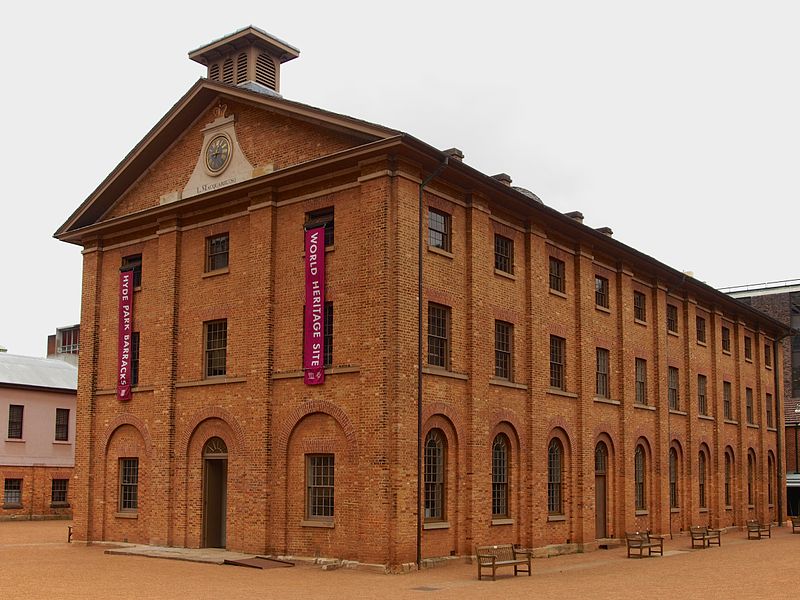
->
[0, 353, 77, 391]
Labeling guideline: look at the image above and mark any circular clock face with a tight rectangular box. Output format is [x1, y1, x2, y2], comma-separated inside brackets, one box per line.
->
[205, 135, 231, 174]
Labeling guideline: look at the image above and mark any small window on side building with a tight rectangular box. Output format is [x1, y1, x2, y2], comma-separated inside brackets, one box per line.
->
[666, 304, 678, 334]
[595, 276, 609, 309]
[427, 208, 450, 252]
[55, 408, 69, 442]
[494, 234, 514, 274]
[633, 291, 646, 322]
[549, 257, 565, 293]
[205, 233, 229, 272]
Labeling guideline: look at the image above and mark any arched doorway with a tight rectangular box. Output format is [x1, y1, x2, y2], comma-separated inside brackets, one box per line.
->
[202, 437, 228, 548]
[595, 442, 608, 538]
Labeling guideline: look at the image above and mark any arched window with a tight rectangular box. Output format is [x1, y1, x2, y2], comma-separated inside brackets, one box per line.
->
[669, 447, 679, 509]
[203, 436, 228, 457]
[698, 450, 707, 509]
[747, 451, 755, 506]
[595, 442, 607, 475]
[547, 439, 564, 515]
[768, 452, 775, 505]
[236, 53, 248, 84]
[424, 429, 445, 521]
[634, 444, 646, 511]
[724, 450, 733, 507]
[492, 434, 509, 518]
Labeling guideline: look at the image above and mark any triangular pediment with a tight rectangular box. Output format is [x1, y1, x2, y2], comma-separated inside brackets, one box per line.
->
[55, 79, 398, 239]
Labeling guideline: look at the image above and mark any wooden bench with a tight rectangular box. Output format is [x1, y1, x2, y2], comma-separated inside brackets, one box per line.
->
[746, 520, 771, 540]
[689, 525, 721, 549]
[791, 516, 800, 533]
[476, 544, 532, 581]
[625, 531, 664, 558]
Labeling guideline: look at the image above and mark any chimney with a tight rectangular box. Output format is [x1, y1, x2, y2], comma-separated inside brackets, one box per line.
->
[492, 173, 512, 186]
[565, 211, 584, 223]
[595, 227, 613, 237]
[189, 26, 300, 96]
[443, 148, 464, 162]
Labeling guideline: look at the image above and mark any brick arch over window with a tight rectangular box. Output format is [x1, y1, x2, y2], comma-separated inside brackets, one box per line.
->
[177, 406, 247, 458]
[490, 409, 524, 451]
[276, 399, 358, 462]
[593, 430, 617, 455]
[422, 402, 465, 438]
[546, 417, 574, 445]
[102, 414, 153, 458]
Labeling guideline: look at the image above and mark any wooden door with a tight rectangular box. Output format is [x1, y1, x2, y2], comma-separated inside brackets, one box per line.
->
[595, 443, 608, 538]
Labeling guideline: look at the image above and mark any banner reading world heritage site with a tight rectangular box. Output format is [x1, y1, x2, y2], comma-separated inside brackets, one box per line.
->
[117, 270, 134, 401]
[304, 226, 326, 385]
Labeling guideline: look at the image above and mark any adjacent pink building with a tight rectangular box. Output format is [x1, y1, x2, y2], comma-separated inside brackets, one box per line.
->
[0, 353, 76, 519]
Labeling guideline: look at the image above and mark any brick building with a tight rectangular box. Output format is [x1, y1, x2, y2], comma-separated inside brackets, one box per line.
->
[723, 280, 800, 515]
[55, 27, 788, 569]
[1, 352, 76, 520]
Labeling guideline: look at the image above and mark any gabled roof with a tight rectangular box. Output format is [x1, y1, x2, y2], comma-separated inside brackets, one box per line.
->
[0, 354, 77, 392]
[54, 79, 400, 238]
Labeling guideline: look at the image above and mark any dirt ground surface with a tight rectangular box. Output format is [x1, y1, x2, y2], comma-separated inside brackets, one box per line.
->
[1, 520, 798, 599]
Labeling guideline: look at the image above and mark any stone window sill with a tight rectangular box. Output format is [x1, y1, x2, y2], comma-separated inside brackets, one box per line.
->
[767, 427, 777, 432]
[722, 350, 731, 356]
[176, 377, 247, 388]
[635, 510, 649, 516]
[669, 409, 687, 416]
[52, 441, 73, 445]
[745, 358, 753, 364]
[699, 508, 709, 513]
[301, 520, 334, 529]
[494, 268, 516, 281]
[2, 503, 22, 509]
[202, 267, 230, 279]
[427, 246, 454, 259]
[699, 415, 715, 422]
[547, 515, 566, 522]
[634, 404, 656, 412]
[549, 289, 567, 299]
[670, 508, 680, 514]
[272, 366, 361, 380]
[491, 518, 514, 526]
[422, 367, 468, 381]
[423, 521, 449, 530]
[634, 318, 647, 327]
[697, 340, 707, 347]
[50, 502, 70, 509]
[489, 378, 527, 390]
[668, 330, 679, 337]
[115, 512, 138, 519]
[724, 419, 738, 425]
[4, 438, 25, 443]
[546, 388, 577, 399]
[747, 424, 759, 430]
[594, 397, 620, 406]
[595, 305, 611, 314]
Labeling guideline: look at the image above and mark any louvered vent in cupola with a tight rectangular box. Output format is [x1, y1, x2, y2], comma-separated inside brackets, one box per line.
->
[256, 53, 277, 90]
[236, 53, 247, 84]
[222, 58, 234, 84]
[190, 27, 299, 95]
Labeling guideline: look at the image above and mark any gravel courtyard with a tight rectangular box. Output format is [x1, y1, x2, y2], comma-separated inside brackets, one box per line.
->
[1, 520, 797, 599]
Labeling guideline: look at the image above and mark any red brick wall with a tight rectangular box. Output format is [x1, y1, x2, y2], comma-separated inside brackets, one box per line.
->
[0, 465, 73, 520]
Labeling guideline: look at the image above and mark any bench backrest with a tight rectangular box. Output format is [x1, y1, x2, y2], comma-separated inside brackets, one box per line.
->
[690, 525, 708, 535]
[476, 544, 515, 561]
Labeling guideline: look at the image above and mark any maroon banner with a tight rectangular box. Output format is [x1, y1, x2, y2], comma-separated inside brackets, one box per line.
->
[117, 270, 134, 401]
[304, 226, 326, 385]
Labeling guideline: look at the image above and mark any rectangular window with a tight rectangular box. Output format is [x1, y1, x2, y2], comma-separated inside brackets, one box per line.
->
[51, 479, 68, 505]
[634, 291, 646, 322]
[766, 393, 773, 428]
[55, 408, 69, 442]
[119, 458, 138, 511]
[668, 367, 680, 410]
[549, 336, 566, 390]
[596, 347, 610, 398]
[427, 208, 450, 252]
[7, 404, 23, 439]
[494, 321, 513, 380]
[744, 336, 752, 361]
[323, 302, 333, 368]
[205, 233, 229, 272]
[306, 454, 334, 520]
[723, 381, 733, 420]
[131, 332, 140, 387]
[57, 326, 80, 354]
[121, 254, 142, 289]
[595, 275, 609, 308]
[635, 358, 647, 405]
[746, 387, 754, 424]
[696, 316, 706, 344]
[204, 319, 227, 377]
[721, 326, 731, 353]
[494, 234, 513, 274]
[697, 375, 708, 416]
[764, 344, 772, 368]
[427, 303, 450, 369]
[3, 479, 22, 506]
[306, 208, 334, 247]
[667, 304, 678, 333]
[549, 257, 565, 293]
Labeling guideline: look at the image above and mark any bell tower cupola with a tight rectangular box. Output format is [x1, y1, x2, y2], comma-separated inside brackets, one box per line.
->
[189, 26, 300, 96]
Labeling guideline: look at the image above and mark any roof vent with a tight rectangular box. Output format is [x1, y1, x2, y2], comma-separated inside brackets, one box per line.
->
[190, 26, 300, 95]
[512, 186, 543, 204]
[492, 173, 512, 186]
[443, 148, 464, 162]
[595, 227, 613, 237]
[565, 211, 584, 223]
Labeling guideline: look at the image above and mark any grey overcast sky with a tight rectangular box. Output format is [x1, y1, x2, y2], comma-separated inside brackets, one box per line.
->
[1, 1, 798, 357]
